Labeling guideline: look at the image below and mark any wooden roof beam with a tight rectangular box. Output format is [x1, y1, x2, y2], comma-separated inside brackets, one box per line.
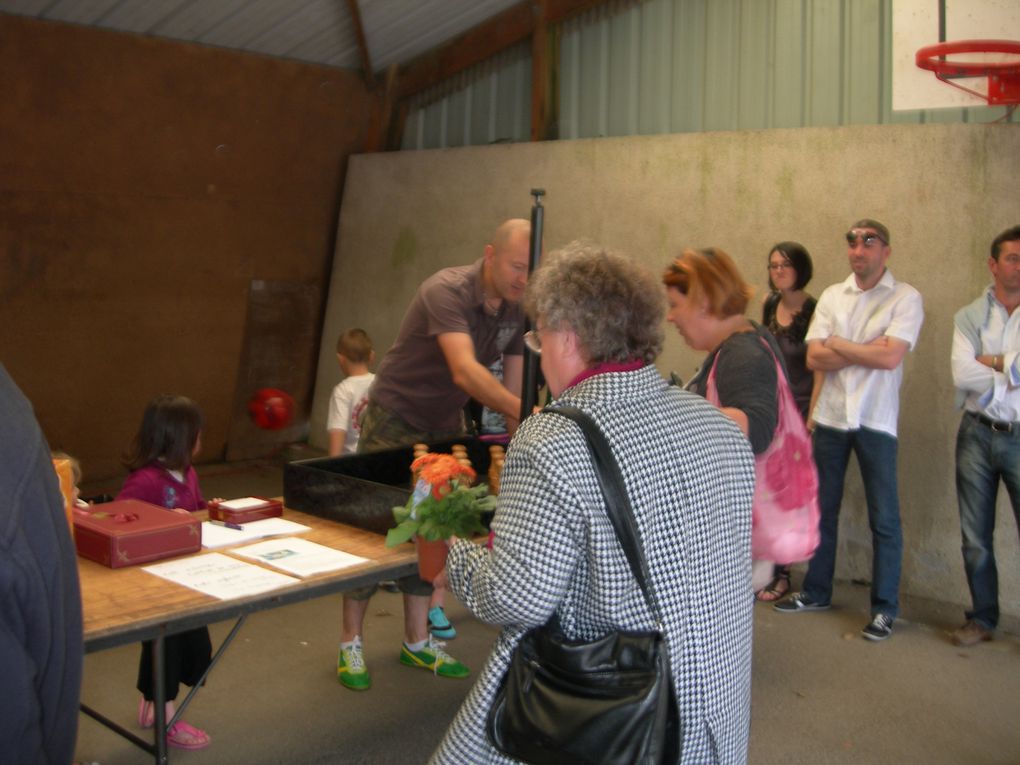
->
[395, 0, 609, 101]
[345, 0, 376, 89]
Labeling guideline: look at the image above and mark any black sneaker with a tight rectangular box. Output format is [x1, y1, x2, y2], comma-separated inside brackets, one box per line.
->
[773, 592, 831, 613]
[861, 613, 894, 641]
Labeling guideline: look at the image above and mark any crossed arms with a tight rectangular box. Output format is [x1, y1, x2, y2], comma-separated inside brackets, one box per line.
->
[807, 334, 910, 372]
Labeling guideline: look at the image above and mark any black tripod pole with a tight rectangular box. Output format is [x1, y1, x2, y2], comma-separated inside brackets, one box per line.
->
[519, 188, 545, 423]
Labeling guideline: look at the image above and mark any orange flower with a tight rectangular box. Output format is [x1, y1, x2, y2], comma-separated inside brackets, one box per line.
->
[410, 453, 447, 470]
[413, 453, 477, 499]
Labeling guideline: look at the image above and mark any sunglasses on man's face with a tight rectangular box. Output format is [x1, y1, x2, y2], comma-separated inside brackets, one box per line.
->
[845, 231, 886, 248]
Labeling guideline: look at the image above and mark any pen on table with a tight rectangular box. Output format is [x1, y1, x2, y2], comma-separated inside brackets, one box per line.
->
[209, 519, 244, 530]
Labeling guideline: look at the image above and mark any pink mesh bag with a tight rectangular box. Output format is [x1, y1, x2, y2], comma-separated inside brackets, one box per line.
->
[706, 338, 820, 564]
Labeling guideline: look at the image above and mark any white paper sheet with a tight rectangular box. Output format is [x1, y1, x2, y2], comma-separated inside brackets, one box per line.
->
[218, 497, 269, 510]
[201, 517, 312, 549]
[230, 538, 370, 578]
[143, 552, 299, 600]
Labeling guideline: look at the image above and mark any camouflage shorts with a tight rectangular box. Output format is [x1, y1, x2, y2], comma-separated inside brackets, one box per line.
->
[357, 399, 465, 453]
[346, 573, 433, 599]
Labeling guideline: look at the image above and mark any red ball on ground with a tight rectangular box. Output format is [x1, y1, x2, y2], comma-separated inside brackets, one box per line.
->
[248, 388, 295, 430]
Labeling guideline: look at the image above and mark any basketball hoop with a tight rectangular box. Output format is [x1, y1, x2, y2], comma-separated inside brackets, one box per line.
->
[916, 39, 1020, 108]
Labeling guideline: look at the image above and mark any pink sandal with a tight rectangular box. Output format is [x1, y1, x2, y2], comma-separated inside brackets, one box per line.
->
[137, 698, 154, 729]
[166, 720, 211, 750]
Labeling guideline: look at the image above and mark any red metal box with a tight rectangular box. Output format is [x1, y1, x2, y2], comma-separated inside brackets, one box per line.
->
[207, 497, 283, 524]
[74, 499, 202, 568]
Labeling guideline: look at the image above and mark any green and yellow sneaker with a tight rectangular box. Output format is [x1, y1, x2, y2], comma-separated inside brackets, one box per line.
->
[399, 637, 470, 678]
[337, 638, 371, 690]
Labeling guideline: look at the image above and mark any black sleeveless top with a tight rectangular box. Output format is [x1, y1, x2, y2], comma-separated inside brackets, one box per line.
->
[762, 292, 816, 420]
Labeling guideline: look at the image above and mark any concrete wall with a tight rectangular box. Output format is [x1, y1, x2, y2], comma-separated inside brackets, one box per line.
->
[0, 15, 378, 479]
[313, 123, 1020, 621]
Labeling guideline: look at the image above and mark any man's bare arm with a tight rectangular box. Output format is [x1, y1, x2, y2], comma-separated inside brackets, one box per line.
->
[807, 370, 824, 430]
[437, 332, 522, 421]
[824, 335, 909, 370]
[807, 339, 851, 372]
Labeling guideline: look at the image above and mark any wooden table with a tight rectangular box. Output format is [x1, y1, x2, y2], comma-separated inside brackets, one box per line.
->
[79, 507, 418, 763]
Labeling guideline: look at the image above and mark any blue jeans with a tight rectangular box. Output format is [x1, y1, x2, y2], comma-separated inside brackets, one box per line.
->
[802, 425, 903, 618]
[955, 412, 1020, 630]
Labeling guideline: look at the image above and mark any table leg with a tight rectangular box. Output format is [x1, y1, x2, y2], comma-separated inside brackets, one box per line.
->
[80, 615, 247, 761]
[152, 632, 169, 764]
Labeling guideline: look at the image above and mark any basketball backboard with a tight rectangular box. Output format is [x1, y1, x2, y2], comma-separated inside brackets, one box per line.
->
[892, 0, 1020, 110]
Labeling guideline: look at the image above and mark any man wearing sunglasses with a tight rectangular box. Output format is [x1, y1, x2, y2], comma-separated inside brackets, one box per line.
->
[950, 225, 1020, 648]
[776, 219, 924, 644]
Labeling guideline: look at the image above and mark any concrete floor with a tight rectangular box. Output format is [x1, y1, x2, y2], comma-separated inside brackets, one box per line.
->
[75, 458, 1020, 765]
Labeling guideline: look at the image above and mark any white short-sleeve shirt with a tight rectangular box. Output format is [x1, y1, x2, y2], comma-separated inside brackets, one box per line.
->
[806, 270, 924, 437]
[326, 372, 375, 454]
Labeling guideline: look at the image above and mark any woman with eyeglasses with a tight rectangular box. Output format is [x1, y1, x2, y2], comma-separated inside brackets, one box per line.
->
[432, 241, 757, 764]
[758, 242, 821, 602]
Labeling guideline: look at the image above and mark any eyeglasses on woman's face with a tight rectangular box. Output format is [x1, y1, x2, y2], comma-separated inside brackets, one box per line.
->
[768, 262, 792, 272]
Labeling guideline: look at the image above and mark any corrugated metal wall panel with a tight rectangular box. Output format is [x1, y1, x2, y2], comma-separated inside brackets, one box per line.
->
[603, 8, 636, 135]
[704, 0, 739, 131]
[400, 0, 1014, 151]
[846, 0, 883, 125]
[806, 0, 843, 125]
[565, 14, 614, 138]
[401, 42, 531, 150]
[738, 0, 772, 130]
[638, 0, 673, 135]
[773, 0, 807, 128]
[670, 0, 707, 133]
[496, 51, 532, 143]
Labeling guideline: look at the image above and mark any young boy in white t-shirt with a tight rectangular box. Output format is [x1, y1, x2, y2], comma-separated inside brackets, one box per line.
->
[326, 328, 375, 456]
[328, 332, 459, 691]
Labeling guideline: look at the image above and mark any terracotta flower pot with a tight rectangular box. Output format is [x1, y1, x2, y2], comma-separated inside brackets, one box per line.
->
[415, 536, 449, 582]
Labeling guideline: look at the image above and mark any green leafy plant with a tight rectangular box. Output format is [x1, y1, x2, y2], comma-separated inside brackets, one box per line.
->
[384, 454, 495, 547]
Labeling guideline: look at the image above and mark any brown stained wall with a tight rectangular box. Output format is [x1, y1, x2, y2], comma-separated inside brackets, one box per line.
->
[0, 14, 379, 481]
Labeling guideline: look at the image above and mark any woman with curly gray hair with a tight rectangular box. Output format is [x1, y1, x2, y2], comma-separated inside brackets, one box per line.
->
[431, 241, 757, 764]
[523, 239, 665, 368]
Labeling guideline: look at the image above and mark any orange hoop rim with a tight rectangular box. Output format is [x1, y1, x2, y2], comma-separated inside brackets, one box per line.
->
[916, 39, 1020, 77]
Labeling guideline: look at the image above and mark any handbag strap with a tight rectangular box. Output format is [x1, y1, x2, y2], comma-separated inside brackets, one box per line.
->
[542, 405, 662, 621]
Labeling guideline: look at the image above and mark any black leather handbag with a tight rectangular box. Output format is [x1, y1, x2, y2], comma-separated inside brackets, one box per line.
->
[486, 406, 680, 765]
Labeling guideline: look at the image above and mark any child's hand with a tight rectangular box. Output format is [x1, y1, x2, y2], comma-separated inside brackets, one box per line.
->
[171, 507, 191, 515]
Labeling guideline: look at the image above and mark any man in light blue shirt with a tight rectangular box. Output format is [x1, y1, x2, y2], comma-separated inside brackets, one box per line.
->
[950, 224, 1020, 647]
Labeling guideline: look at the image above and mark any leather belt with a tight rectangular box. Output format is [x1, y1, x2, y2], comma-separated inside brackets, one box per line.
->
[968, 410, 1017, 433]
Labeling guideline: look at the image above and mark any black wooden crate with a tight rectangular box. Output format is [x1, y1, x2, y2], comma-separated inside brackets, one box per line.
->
[283, 437, 494, 535]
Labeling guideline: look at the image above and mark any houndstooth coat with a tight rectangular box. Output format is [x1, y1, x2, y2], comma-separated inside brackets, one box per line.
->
[431, 365, 756, 765]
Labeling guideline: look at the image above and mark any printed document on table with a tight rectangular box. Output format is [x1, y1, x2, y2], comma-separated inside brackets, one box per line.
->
[143, 553, 299, 600]
[230, 537, 370, 577]
[201, 517, 313, 549]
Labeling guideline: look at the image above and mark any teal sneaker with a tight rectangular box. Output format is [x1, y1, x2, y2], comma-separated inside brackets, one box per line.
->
[399, 637, 470, 678]
[337, 638, 371, 690]
[428, 606, 457, 639]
